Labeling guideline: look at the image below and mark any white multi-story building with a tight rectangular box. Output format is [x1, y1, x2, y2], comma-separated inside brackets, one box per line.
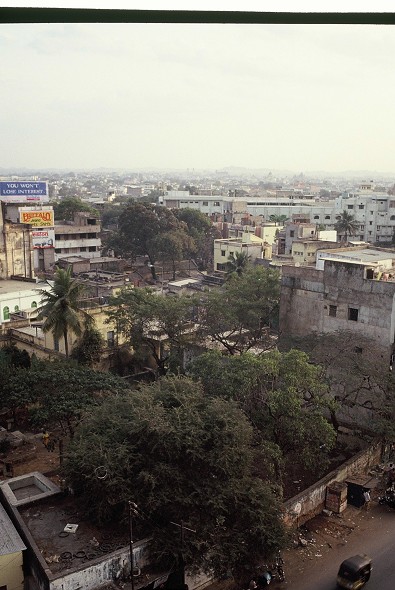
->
[161, 186, 395, 246]
[54, 212, 101, 261]
[334, 191, 395, 244]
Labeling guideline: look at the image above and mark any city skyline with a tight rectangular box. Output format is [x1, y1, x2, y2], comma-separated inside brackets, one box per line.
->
[2, 19, 395, 174]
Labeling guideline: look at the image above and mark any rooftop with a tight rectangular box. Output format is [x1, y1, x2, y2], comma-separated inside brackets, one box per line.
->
[318, 247, 395, 264]
[0, 502, 26, 556]
[0, 279, 49, 296]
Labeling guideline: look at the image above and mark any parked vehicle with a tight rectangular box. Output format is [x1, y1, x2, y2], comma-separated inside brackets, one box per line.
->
[257, 552, 285, 587]
[337, 554, 372, 589]
[378, 487, 395, 509]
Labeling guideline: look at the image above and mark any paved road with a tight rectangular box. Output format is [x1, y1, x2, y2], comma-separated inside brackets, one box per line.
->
[279, 502, 395, 590]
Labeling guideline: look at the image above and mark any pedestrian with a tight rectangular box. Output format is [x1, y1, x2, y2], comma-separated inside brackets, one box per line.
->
[363, 489, 371, 511]
[42, 430, 49, 448]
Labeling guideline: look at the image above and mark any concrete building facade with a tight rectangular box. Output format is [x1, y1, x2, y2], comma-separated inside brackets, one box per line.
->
[214, 232, 265, 273]
[54, 213, 101, 261]
[279, 247, 395, 363]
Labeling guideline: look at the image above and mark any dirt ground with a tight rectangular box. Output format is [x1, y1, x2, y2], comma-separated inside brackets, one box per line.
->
[0, 429, 67, 487]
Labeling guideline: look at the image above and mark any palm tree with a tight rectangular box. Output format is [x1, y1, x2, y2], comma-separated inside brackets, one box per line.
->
[37, 267, 87, 357]
[334, 210, 359, 242]
[226, 250, 250, 278]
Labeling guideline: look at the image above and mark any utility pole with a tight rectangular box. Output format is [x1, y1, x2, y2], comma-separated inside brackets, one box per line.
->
[170, 521, 196, 589]
[129, 502, 138, 590]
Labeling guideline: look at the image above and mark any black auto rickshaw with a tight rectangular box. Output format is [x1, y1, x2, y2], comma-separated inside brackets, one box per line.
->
[337, 554, 372, 589]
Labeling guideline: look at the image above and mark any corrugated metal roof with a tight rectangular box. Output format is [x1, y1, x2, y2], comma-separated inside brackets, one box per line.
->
[0, 502, 26, 556]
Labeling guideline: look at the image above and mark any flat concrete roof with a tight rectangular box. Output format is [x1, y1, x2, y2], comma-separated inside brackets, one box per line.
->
[0, 279, 49, 295]
[319, 248, 395, 264]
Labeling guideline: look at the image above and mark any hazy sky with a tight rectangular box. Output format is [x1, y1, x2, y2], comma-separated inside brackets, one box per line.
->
[2, 19, 395, 173]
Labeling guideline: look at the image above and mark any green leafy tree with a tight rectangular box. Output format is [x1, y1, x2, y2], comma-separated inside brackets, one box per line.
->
[63, 376, 288, 580]
[115, 203, 189, 274]
[174, 209, 221, 269]
[26, 359, 129, 437]
[188, 349, 336, 477]
[37, 267, 87, 357]
[107, 287, 199, 375]
[335, 210, 359, 242]
[199, 266, 280, 355]
[53, 197, 97, 221]
[154, 230, 196, 280]
[269, 214, 288, 226]
[71, 321, 105, 366]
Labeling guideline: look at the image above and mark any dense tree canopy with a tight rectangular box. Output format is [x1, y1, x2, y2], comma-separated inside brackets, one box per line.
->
[0, 356, 129, 436]
[63, 376, 288, 579]
[174, 208, 221, 269]
[70, 320, 105, 367]
[106, 287, 199, 375]
[114, 204, 192, 274]
[53, 197, 97, 221]
[188, 349, 336, 478]
[198, 266, 281, 355]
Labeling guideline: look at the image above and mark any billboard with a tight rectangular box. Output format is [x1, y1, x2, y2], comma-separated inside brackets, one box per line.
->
[0, 181, 49, 203]
[20, 208, 54, 227]
[31, 229, 55, 249]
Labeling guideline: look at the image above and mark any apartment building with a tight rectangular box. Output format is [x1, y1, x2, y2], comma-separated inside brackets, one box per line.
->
[54, 212, 101, 261]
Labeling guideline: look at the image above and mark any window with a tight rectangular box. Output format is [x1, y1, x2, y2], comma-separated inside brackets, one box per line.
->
[359, 205, 364, 209]
[229, 252, 234, 256]
[391, 215, 395, 220]
[14, 305, 19, 312]
[325, 215, 331, 219]
[221, 250, 226, 257]
[55, 248, 62, 253]
[347, 205, 354, 209]
[370, 211, 374, 215]
[54, 338, 59, 352]
[377, 225, 381, 230]
[213, 201, 220, 207]
[3, 306, 9, 321]
[107, 330, 115, 347]
[202, 201, 208, 206]
[329, 305, 337, 317]
[348, 307, 359, 321]
[88, 246, 96, 252]
[314, 215, 319, 219]
[360, 235, 364, 240]
[290, 230, 295, 237]
[31, 301, 37, 308]
[369, 221, 373, 225]
[390, 201, 395, 208]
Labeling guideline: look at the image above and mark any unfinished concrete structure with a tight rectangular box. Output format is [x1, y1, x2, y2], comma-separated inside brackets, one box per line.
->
[279, 246, 395, 364]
